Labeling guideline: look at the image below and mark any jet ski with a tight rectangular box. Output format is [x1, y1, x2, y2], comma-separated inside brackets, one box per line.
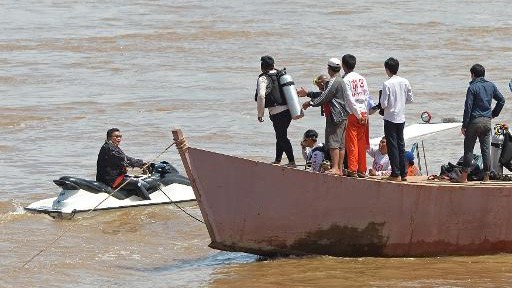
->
[25, 161, 196, 219]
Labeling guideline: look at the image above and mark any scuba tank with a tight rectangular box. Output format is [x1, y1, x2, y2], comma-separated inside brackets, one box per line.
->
[278, 71, 304, 120]
[490, 123, 506, 176]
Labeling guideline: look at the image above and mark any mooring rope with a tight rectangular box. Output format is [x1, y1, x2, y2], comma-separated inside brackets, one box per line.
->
[158, 187, 204, 224]
[19, 141, 177, 270]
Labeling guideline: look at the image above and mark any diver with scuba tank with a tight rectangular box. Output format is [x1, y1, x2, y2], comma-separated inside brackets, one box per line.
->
[255, 55, 296, 167]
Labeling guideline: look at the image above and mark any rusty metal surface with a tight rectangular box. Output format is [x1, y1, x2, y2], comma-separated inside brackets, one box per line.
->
[183, 147, 512, 257]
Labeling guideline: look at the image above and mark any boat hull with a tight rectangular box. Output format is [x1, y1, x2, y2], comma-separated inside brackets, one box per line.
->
[181, 147, 512, 257]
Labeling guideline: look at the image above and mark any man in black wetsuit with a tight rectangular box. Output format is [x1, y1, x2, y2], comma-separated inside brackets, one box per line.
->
[96, 128, 151, 200]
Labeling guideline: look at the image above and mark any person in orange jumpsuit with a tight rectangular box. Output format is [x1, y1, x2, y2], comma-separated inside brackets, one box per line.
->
[341, 54, 370, 177]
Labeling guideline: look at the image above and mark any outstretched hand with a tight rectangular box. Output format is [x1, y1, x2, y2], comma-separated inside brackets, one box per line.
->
[302, 101, 311, 110]
[297, 87, 308, 97]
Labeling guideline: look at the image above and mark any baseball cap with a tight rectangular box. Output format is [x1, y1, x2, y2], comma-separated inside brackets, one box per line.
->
[405, 151, 415, 163]
[327, 58, 341, 68]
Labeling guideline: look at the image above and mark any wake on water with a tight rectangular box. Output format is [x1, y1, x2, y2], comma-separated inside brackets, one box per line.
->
[0, 199, 29, 224]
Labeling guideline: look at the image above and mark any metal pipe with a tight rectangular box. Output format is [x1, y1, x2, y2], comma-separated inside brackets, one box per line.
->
[422, 140, 429, 176]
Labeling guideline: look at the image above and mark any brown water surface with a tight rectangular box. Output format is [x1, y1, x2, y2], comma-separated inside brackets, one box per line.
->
[1, 0, 512, 287]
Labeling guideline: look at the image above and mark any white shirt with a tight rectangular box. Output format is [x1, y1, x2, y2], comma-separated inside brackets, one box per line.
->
[257, 71, 288, 117]
[381, 75, 413, 123]
[367, 146, 391, 176]
[343, 71, 369, 119]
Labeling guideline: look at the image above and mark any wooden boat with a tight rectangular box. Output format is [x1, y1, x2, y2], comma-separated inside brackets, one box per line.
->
[172, 129, 512, 257]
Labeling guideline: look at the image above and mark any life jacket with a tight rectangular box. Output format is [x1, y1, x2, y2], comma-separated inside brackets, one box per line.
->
[254, 70, 286, 107]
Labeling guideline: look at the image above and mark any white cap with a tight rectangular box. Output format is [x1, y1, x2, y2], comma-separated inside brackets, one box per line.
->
[327, 57, 341, 68]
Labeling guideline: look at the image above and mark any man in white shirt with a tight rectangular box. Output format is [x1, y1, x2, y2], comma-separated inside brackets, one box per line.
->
[380, 57, 414, 181]
[341, 54, 370, 178]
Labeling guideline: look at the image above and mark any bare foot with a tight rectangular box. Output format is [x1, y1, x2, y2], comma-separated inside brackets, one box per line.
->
[325, 169, 341, 175]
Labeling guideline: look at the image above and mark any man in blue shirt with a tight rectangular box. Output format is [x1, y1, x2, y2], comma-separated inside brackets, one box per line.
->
[456, 64, 505, 182]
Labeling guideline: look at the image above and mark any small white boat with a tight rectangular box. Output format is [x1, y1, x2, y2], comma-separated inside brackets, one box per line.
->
[369, 122, 461, 146]
[25, 161, 196, 219]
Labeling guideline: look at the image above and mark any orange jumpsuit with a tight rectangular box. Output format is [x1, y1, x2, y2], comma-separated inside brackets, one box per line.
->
[343, 71, 370, 174]
[345, 112, 369, 173]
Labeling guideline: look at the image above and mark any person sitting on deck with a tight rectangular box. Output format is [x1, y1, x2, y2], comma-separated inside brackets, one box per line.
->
[96, 128, 151, 200]
[367, 137, 391, 176]
[405, 151, 422, 176]
[301, 129, 329, 172]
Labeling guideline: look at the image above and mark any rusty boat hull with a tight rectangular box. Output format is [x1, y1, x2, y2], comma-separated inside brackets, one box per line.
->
[173, 130, 512, 257]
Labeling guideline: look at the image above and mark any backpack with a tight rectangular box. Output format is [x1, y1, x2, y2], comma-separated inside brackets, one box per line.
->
[254, 69, 287, 107]
[439, 154, 485, 181]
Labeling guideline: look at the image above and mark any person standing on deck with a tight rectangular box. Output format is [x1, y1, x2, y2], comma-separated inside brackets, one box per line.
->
[256, 55, 295, 167]
[380, 57, 414, 182]
[297, 58, 350, 175]
[341, 54, 370, 178]
[454, 64, 505, 183]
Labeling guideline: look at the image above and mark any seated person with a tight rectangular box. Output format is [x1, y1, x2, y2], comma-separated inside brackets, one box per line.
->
[367, 137, 391, 176]
[96, 128, 151, 200]
[405, 151, 422, 176]
[300, 129, 328, 172]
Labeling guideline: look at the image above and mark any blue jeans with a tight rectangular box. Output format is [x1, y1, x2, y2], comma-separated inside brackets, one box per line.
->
[384, 120, 406, 178]
[463, 117, 491, 172]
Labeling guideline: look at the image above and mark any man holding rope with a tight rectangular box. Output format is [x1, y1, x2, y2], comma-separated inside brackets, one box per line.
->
[96, 128, 151, 200]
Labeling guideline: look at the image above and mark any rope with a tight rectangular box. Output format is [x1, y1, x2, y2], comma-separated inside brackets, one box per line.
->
[19, 141, 176, 269]
[158, 187, 204, 224]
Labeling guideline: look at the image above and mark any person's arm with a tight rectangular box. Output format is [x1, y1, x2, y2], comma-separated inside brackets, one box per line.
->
[367, 146, 377, 158]
[462, 86, 473, 129]
[491, 85, 505, 118]
[109, 145, 129, 164]
[306, 91, 322, 99]
[256, 76, 267, 120]
[405, 80, 414, 104]
[367, 95, 378, 115]
[301, 145, 311, 161]
[309, 79, 337, 107]
[380, 83, 389, 109]
[125, 154, 144, 168]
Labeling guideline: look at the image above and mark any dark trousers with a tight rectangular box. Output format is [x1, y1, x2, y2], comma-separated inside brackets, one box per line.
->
[270, 109, 295, 163]
[384, 120, 406, 178]
[121, 178, 151, 200]
[463, 117, 491, 172]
